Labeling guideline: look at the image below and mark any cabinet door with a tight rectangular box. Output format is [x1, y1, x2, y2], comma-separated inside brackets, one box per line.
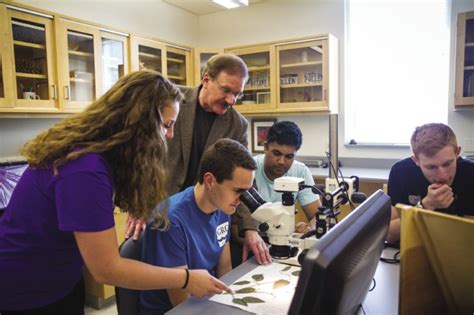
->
[193, 48, 224, 85]
[5, 9, 58, 110]
[57, 19, 101, 111]
[166, 46, 192, 86]
[455, 11, 474, 107]
[276, 40, 328, 110]
[228, 45, 276, 113]
[100, 32, 129, 95]
[130, 36, 166, 74]
[0, 5, 13, 108]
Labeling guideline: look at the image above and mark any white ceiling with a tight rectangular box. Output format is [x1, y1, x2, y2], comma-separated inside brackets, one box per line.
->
[162, 0, 264, 16]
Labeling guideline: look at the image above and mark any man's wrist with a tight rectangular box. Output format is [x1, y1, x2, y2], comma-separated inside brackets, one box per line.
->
[243, 229, 258, 237]
[419, 197, 430, 209]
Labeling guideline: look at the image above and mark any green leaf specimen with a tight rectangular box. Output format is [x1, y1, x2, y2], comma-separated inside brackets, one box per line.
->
[235, 287, 256, 294]
[242, 296, 265, 304]
[232, 298, 248, 306]
[291, 270, 300, 277]
[252, 274, 264, 282]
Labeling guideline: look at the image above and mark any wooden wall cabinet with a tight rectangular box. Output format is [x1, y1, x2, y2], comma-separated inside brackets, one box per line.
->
[227, 45, 276, 113]
[56, 19, 130, 112]
[455, 11, 474, 107]
[2, 3, 333, 117]
[56, 18, 101, 111]
[0, 3, 130, 114]
[225, 34, 338, 115]
[166, 45, 192, 86]
[0, 5, 12, 108]
[99, 32, 129, 98]
[0, 5, 59, 112]
[130, 35, 193, 86]
[193, 48, 224, 85]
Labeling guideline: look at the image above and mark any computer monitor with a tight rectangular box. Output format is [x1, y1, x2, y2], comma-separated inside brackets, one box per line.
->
[288, 189, 391, 315]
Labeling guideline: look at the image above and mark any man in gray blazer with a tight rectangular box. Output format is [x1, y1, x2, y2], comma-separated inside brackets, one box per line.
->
[126, 54, 271, 265]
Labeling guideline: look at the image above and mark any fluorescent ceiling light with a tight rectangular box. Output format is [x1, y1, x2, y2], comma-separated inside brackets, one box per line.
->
[212, 0, 248, 9]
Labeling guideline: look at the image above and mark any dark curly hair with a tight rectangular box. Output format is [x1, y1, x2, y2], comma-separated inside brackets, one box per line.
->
[266, 121, 303, 150]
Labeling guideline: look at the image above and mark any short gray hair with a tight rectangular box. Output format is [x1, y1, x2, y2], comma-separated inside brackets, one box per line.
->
[202, 53, 248, 81]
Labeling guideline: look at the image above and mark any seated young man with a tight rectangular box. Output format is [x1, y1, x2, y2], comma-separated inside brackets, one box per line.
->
[253, 121, 321, 227]
[386, 123, 474, 243]
[231, 121, 321, 266]
[139, 139, 257, 315]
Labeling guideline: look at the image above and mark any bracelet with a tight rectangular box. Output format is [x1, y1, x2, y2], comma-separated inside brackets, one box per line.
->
[182, 269, 190, 289]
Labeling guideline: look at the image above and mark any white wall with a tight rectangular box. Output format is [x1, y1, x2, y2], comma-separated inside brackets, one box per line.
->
[0, 118, 60, 159]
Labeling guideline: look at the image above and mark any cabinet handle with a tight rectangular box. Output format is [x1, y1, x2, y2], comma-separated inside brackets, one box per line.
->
[51, 84, 57, 100]
[324, 88, 327, 101]
[64, 86, 70, 100]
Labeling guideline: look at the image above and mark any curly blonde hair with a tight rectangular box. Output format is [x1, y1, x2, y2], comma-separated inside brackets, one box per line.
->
[21, 70, 182, 228]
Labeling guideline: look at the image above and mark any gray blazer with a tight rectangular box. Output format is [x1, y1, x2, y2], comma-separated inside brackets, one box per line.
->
[166, 85, 248, 194]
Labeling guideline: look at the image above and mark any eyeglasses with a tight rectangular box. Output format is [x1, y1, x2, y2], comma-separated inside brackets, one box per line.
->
[214, 80, 244, 100]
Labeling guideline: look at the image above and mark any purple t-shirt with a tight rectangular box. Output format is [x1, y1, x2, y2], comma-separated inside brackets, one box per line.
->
[0, 153, 115, 310]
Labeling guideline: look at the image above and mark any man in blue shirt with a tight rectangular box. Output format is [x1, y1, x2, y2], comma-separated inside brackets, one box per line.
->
[140, 139, 257, 315]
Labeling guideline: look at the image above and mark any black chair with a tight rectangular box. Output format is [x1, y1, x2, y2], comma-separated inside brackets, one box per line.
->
[115, 237, 143, 315]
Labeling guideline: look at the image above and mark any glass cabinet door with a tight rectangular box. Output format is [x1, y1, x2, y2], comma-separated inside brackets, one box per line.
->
[130, 36, 166, 74]
[58, 19, 100, 111]
[455, 11, 474, 107]
[0, 5, 5, 105]
[193, 48, 223, 85]
[138, 45, 162, 72]
[67, 31, 96, 103]
[9, 10, 57, 109]
[0, 50, 4, 100]
[166, 47, 191, 86]
[277, 40, 327, 109]
[228, 45, 276, 113]
[0, 4, 11, 108]
[101, 33, 128, 94]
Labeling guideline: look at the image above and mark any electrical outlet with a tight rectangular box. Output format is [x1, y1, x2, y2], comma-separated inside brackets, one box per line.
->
[463, 138, 474, 153]
[306, 159, 324, 167]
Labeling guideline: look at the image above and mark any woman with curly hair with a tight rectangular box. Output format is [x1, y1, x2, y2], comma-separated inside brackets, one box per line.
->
[0, 70, 230, 314]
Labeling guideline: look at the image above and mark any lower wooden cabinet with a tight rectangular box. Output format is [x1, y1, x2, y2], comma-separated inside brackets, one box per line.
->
[84, 209, 127, 309]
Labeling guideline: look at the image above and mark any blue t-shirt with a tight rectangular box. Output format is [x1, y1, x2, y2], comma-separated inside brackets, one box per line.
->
[253, 154, 319, 206]
[139, 186, 231, 315]
[0, 153, 115, 310]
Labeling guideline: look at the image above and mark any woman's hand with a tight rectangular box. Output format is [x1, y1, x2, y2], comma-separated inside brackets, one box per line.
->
[185, 269, 233, 298]
[124, 214, 146, 240]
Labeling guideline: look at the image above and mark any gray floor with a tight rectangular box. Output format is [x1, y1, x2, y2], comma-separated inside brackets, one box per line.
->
[84, 303, 118, 315]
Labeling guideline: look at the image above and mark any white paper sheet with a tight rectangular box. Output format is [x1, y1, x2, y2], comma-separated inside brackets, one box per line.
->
[210, 262, 301, 315]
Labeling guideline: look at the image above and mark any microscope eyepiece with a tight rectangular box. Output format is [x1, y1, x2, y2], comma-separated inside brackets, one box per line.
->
[240, 187, 266, 212]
